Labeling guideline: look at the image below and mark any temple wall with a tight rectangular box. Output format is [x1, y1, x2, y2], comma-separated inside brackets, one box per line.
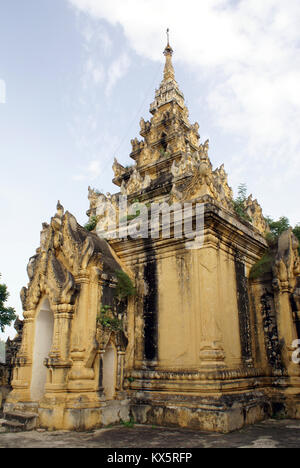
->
[157, 249, 197, 368]
[113, 206, 268, 376]
[156, 245, 244, 369]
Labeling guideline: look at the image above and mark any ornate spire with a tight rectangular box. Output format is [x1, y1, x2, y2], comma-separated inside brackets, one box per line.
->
[163, 28, 175, 81]
[149, 31, 185, 114]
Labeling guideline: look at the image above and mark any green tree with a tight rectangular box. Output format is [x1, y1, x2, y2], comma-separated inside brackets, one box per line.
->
[293, 224, 300, 247]
[0, 274, 16, 333]
[265, 216, 290, 238]
[250, 218, 300, 279]
[265, 217, 300, 254]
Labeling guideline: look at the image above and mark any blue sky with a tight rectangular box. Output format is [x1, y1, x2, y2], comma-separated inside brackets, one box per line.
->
[1, 0, 300, 339]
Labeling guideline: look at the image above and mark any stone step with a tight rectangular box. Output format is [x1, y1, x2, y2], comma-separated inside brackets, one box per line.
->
[4, 410, 37, 423]
[2, 420, 25, 433]
[1, 411, 38, 432]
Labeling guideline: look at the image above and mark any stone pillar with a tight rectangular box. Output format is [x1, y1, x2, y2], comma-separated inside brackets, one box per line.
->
[44, 304, 74, 394]
[8, 310, 35, 402]
[68, 272, 92, 389]
[68, 269, 101, 393]
[71, 272, 90, 354]
[273, 232, 300, 377]
[274, 280, 298, 376]
[51, 305, 74, 361]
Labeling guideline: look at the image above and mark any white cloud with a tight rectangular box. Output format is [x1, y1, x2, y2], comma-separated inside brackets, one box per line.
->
[68, 0, 300, 223]
[78, 14, 131, 94]
[82, 22, 113, 55]
[72, 159, 102, 181]
[79, 15, 128, 93]
[85, 57, 105, 85]
[105, 52, 131, 96]
[67, 0, 300, 152]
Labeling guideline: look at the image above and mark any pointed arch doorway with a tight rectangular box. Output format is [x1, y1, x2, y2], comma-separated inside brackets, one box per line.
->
[30, 298, 54, 401]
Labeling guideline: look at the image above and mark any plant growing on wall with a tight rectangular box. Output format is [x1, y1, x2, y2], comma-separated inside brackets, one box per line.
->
[119, 199, 143, 223]
[126, 199, 144, 222]
[97, 305, 123, 332]
[84, 216, 98, 232]
[96, 271, 135, 332]
[159, 149, 171, 159]
[114, 270, 136, 301]
[249, 252, 274, 280]
[232, 184, 252, 223]
[126, 209, 141, 222]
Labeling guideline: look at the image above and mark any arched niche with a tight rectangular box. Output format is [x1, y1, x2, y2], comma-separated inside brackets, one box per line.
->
[30, 297, 54, 401]
[161, 132, 168, 151]
[102, 341, 117, 400]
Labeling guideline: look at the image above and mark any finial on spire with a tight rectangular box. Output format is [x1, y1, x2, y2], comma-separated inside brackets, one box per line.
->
[163, 29, 174, 80]
[164, 28, 173, 58]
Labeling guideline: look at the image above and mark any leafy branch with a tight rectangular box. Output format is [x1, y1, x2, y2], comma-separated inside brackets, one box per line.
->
[232, 184, 252, 223]
[250, 216, 300, 280]
[265, 216, 300, 254]
[84, 216, 99, 232]
[97, 305, 123, 332]
[0, 274, 17, 333]
[114, 270, 136, 301]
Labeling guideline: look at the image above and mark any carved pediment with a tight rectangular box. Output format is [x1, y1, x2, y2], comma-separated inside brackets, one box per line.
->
[21, 249, 76, 312]
[20, 202, 109, 312]
[60, 214, 100, 272]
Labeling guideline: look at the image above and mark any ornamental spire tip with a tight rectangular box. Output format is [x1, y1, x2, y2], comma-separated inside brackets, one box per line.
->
[164, 28, 173, 57]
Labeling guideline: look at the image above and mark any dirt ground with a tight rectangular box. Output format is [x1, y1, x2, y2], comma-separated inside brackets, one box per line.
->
[0, 418, 300, 449]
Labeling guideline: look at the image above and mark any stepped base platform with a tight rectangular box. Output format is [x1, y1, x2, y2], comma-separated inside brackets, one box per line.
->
[0, 410, 38, 432]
